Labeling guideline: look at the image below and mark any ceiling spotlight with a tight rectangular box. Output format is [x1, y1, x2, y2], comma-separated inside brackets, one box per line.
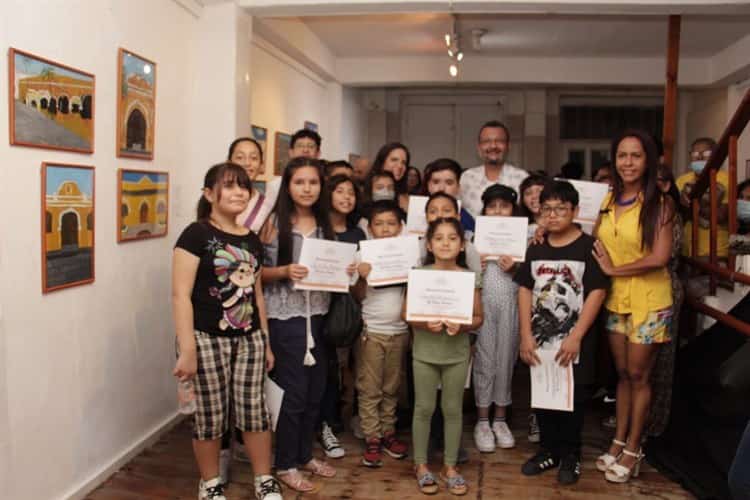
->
[448, 49, 454, 58]
[457, 52, 463, 61]
[449, 64, 458, 77]
[445, 34, 451, 46]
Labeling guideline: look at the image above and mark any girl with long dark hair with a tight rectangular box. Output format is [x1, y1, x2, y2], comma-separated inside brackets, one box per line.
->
[371, 142, 411, 212]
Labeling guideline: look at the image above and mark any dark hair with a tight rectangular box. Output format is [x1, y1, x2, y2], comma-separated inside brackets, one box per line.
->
[609, 129, 673, 250]
[559, 161, 584, 180]
[423, 217, 468, 269]
[592, 162, 612, 180]
[325, 160, 353, 178]
[481, 184, 520, 216]
[290, 129, 322, 150]
[227, 137, 263, 162]
[422, 158, 463, 195]
[477, 120, 511, 143]
[407, 166, 422, 194]
[368, 199, 405, 223]
[425, 192, 459, 215]
[273, 157, 334, 266]
[657, 163, 680, 209]
[540, 180, 580, 207]
[196, 162, 252, 221]
[371, 142, 411, 195]
[363, 170, 397, 205]
[691, 137, 716, 151]
[518, 174, 552, 221]
[738, 179, 750, 198]
[327, 174, 360, 227]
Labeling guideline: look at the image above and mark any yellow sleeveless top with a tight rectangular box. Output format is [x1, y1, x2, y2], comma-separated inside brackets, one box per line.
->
[597, 193, 672, 329]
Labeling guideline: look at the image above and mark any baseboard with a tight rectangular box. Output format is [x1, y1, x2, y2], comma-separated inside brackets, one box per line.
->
[60, 411, 185, 500]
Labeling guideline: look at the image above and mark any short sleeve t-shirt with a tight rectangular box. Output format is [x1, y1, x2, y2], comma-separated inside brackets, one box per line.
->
[175, 222, 263, 336]
[514, 232, 609, 384]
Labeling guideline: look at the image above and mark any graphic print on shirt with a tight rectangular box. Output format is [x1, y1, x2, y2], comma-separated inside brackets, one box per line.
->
[208, 239, 258, 331]
[530, 260, 584, 347]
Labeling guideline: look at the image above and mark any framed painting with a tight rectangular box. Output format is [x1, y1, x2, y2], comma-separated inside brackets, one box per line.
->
[274, 131, 292, 176]
[117, 48, 156, 159]
[304, 120, 318, 132]
[117, 169, 169, 243]
[9, 48, 95, 153]
[251, 125, 268, 177]
[41, 163, 95, 293]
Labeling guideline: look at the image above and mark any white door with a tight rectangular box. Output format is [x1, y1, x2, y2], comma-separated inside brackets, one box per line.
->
[402, 104, 455, 170]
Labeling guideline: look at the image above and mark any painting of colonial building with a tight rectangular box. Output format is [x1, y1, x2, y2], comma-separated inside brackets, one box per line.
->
[117, 49, 156, 159]
[42, 163, 95, 293]
[118, 169, 169, 242]
[10, 49, 95, 153]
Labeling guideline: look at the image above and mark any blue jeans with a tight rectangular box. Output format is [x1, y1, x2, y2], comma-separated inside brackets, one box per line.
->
[729, 420, 750, 500]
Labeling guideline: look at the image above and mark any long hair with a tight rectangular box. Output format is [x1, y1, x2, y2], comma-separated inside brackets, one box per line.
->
[196, 162, 251, 222]
[371, 142, 411, 195]
[326, 174, 360, 229]
[227, 137, 263, 163]
[518, 174, 552, 222]
[423, 217, 468, 269]
[273, 157, 334, 266]
[609, 129, 670, 250]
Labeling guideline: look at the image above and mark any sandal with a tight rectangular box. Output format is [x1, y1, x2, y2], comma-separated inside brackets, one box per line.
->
[277, 468, 315, 492]
[440, 473, 468, 496]
[605, 448, 645, 483]
[596, 438, 626, 472]
[302, 458, 336, 478]
[415, 469, 439, 495]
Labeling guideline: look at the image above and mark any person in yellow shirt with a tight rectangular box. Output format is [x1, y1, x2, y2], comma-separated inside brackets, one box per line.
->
[675, 137, 727, 258]
[592, 129, 675, 484]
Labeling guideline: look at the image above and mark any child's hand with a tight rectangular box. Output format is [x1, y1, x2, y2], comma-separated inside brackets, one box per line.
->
[287, 264, 309, 281]
[479, 255, 490, 271]
[426, 320, 443, 333]
[555, 335, 580, 367]
[592, 240, 614, 276]
[444, 321, 461, 336]
[346, 262, 357, 277]
[529, 225, 546, 246]
[173, 350, 197, 381]
[358, 262, 372, 279]
[519, 335, 541, 366]
[498, 255, 515, 273]
[265, 345, 275, 372]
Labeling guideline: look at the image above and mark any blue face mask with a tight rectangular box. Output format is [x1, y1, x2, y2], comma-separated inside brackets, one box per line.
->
[738, 200, 750, 222]
[690, 160, 707, 174]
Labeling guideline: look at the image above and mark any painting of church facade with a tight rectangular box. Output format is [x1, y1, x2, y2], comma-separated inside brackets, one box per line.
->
[118, 169, 169, 242]
[42, 163, 95, 293]
[9, 48, 95, 153]
[117, 48, 156, 159]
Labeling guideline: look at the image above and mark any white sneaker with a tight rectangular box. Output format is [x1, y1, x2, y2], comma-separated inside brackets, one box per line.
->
[474, 421, 496, 453]
[350, 415, 365, 440]
[218, 448, 231, 485]
[319, 422, 345, 458]
[492, 421, 516, 449]
[254, 474, 283, 500]
[528, 413, 541, 443]
[198, 477, 227, 500]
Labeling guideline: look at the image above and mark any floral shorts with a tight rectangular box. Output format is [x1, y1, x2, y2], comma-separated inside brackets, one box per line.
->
[606, 308, 673, 344]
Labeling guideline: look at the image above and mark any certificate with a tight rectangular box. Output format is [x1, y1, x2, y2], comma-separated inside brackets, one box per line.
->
[406, 195, 461, 236]
[406, 269, 475, 324]
[264, 376, 284, 431]
[294, 238, 357, 292]
[530, 349, 574, 412]
[474, 216, 528, 262]
[563, 179, 609, 231]
[360, 235, 420, 286]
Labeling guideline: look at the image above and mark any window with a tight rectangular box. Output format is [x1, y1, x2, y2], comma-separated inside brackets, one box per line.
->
[560, 105, 663, 140]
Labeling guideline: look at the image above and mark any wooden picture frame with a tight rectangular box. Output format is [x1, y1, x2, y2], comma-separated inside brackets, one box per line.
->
[274, 131, 292, 176]
[117, 169, 169, 243]
[116, 48, 156, 159]
[9, 48, 95, 153]
[251, 125, 268, 178]
[41, 162, 95, 293]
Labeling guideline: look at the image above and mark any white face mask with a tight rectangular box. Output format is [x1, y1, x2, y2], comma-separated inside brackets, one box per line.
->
[372, 188, 395, 201]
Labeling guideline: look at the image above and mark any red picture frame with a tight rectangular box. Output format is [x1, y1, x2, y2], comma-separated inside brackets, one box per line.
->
[117, 168, 169, 243]
[116, 48, 157, 160]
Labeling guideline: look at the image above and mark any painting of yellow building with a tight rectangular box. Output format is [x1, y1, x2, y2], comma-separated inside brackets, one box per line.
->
[118, 169, 169, 242]
[117, 49, 156, 159]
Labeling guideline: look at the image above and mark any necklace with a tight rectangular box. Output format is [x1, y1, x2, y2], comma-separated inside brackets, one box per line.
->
[616, 194, 639, 206]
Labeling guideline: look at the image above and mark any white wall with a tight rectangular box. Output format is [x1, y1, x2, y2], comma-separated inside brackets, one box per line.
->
[340, 86, 368, 159]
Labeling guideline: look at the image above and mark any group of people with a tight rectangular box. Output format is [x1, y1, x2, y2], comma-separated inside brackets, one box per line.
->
[172, 120, 712, 500]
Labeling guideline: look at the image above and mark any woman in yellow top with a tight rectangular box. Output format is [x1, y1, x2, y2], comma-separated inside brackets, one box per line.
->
[592, 129, 675, 484]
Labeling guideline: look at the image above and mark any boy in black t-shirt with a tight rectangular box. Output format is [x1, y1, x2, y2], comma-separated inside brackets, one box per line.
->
[514, 181, 609, 485]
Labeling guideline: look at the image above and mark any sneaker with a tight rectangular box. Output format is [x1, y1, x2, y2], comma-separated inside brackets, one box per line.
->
[198, 477, 227, 500]
[521, 450, 559, 476]
[528, 413, 541, 443]
[218, 448, 231, 485]
[382, 431, 408, 459]
[362, 437, 383, 467]
[254, 474, 283, 500]
[558, 453, 582, 485]
[233, 440, 251, 463]
[319, 422, 345, 458]
[492, 421, 516, 449]
[350, 415, 365, 440]
[474, 421, 496, 453]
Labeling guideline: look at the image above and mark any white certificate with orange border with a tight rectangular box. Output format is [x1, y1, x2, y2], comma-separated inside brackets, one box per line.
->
[530, 348, 574, 412]
[359, 235, 420, 286]
[406, 269, 475, 325]
[294, 238, 357, 292]
[474, 216, 528, 262]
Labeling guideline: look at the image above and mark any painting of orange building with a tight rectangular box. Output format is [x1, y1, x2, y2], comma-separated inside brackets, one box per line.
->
[117, 49, 156, 159]
[118, 169, 169, 242]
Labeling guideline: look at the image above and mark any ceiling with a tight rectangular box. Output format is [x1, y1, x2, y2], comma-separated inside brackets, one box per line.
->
[300, 13, 750, 58]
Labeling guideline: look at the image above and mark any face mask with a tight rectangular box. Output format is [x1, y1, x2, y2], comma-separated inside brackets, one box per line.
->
[738, 200, 750, 222]
[690, 160, 707, 174]
[372, 189, 395, 201]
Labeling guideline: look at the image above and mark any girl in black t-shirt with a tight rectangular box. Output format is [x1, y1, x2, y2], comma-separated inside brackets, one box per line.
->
[172, 162, 281, 500]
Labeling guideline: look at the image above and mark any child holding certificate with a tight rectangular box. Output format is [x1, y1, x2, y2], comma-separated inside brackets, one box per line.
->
[404, 218, 483, 496]
[472, 184, 521, 453]
[514, 181, 609, 486]
[352, 200, 410, 468]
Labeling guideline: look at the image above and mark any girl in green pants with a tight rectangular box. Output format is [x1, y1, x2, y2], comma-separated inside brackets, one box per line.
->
[403, 218, 483, 495]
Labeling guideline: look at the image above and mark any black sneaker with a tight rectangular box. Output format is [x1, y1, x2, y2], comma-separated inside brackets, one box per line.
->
[521, 450, 560, 476]
[558, 453, 582, 485]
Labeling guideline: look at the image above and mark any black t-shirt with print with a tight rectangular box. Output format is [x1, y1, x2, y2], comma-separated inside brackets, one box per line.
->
[175, 222, 264, 336]
[514, 232, 609, 384]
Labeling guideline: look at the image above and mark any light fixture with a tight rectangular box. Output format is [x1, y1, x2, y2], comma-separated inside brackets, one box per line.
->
[457, 52, 463, 61]
[448, 49, 454, 58]
[444, 13, 463, 79]
[445, 34, 451, 46]
[449, 64, 458, 77]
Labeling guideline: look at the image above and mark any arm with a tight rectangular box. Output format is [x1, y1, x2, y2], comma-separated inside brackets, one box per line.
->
[172, 248, 200, 381]
[518, 286, 541, 366]
[351, 262, 370, 303]
[556, 289, 607, 366]
[254, 273, 274, 372]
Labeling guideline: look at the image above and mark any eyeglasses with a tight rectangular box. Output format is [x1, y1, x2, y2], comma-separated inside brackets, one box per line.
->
[690, 150, 711, 160]
[294, 142, 318, 151]
[540, 205, 572, 216]
[479, 139, 507, 147]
